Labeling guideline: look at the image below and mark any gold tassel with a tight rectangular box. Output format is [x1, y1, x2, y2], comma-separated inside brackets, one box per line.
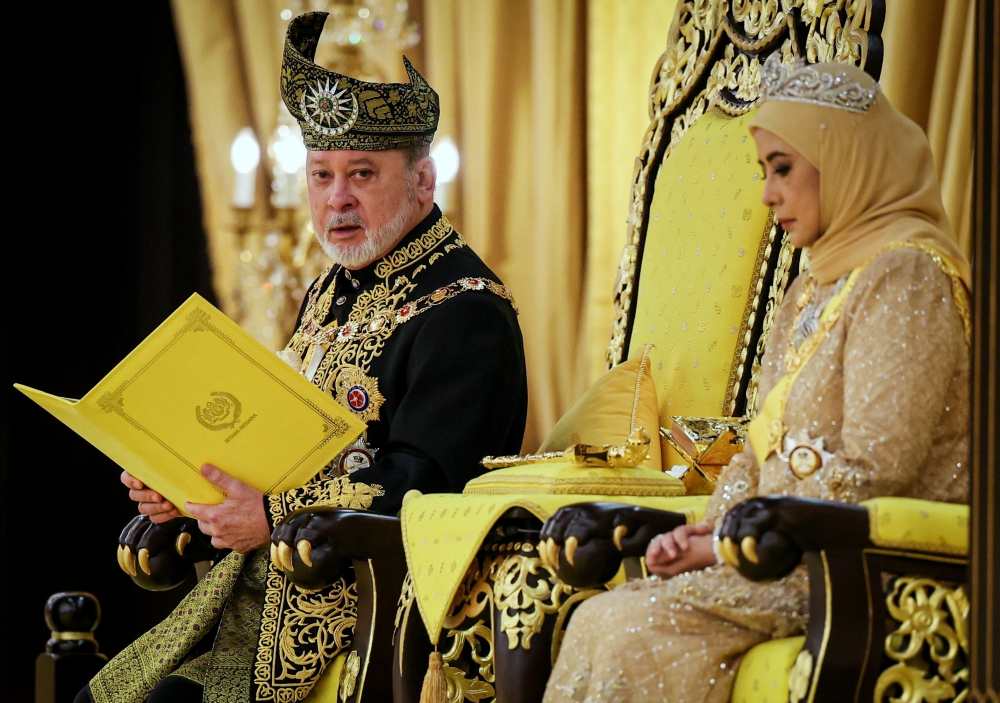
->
[419, 651, 449, 703]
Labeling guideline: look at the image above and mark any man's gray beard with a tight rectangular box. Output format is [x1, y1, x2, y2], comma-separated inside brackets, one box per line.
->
[317, 191, 416, 269]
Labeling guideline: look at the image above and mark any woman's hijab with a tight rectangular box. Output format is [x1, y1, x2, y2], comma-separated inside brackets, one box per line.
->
[748, 57, 971, 287]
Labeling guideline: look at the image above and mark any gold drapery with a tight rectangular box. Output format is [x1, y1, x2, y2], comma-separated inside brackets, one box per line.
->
[172, 0, 973, 446]
[581, 0, 678, 385]
[422, 0, 587, 448]
[170, 0, 284, 315]
[880, 0, 976, 258]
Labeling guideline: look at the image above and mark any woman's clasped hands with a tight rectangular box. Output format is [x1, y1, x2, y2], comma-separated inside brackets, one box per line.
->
[644, 523, 718, 578]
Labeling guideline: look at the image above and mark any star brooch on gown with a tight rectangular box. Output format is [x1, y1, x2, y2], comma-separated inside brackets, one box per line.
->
[778, 429, 835, 479]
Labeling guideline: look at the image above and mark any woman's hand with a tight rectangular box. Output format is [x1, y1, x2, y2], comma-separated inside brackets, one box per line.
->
[645, 523, 717, 578]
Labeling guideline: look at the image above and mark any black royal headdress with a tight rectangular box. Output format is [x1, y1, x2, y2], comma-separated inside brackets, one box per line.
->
[280, 12, 440, 151]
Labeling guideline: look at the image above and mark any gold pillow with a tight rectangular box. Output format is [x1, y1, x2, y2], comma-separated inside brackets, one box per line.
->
[539, 346, 662, 470]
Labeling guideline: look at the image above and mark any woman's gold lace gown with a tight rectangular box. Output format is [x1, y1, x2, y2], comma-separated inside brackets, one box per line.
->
[543, 247, 969, 703]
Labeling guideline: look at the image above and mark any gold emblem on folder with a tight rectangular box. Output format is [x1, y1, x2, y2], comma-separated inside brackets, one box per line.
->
[195, 392, 243, 431]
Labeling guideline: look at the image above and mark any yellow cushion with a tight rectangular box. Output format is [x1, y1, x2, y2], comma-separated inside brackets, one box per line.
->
[463, 461, 684, 497]
[861, 497, 969, 556]
[731, 636, 805, 703]
[539, 347, 662, 470]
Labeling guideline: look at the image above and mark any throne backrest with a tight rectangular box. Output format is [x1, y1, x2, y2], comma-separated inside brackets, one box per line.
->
[606, 0, 885, 467]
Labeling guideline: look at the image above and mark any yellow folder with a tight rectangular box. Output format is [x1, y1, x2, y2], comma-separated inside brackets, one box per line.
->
[15, 294, 365, 514]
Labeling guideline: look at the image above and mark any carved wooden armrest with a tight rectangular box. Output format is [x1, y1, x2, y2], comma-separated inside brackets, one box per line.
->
[117, 516, 220, 591]
[537, 502, 689, 588]
[718, 496, 970, 703]
[271, 508, 406, 703]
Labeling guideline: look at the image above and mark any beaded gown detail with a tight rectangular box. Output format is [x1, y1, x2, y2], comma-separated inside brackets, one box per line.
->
[543, 247, 969, 703]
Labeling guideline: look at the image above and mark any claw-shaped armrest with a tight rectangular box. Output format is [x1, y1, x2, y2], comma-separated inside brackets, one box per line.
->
[118, 516, 221, 591]
[717, 496, 870, 581]
[271, 508, 406, 703]
[538, 502, 689, 588]
[270, 508, 404, 590]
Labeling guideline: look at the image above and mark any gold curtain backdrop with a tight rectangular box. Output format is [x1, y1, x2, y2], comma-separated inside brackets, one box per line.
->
[171, 0, 974, 449]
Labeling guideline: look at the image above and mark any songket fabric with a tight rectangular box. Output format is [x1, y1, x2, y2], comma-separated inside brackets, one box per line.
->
[543, 60, 970, 703]
[88, 207, 528, 703]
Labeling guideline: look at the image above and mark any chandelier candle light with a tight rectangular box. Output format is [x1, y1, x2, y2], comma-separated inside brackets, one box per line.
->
[230, 127, 261, 209]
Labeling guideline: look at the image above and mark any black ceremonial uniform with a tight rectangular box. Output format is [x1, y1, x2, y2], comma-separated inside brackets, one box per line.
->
[274, 204, 527, 517]
[86, 12, 526, 703]
[88, 208, 527, 703]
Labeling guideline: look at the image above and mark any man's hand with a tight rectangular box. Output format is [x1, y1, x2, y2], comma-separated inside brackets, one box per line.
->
[185, 464, 271, 554]
[121, 471, 182, 523]
[645, 523, 717, 579]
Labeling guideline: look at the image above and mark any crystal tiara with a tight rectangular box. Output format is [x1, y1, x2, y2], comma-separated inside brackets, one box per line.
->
[761, 54, 878, 114]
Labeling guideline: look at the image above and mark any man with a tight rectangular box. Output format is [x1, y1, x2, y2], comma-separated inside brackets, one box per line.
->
[81, 12, 527, 703]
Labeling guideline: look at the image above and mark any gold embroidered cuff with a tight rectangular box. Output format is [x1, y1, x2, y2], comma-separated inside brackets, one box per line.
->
[267, 475, 386, 526]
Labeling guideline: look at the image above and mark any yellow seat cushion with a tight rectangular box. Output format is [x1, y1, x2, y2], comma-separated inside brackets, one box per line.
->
[731, 636, 805, 703]
[861, 497, 969, 556]
[303, 650, 348, 701]
[464, 460, 684, 497]
[539, 346, 661, 470]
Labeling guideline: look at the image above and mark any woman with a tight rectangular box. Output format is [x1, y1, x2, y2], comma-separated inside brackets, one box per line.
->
[543, 56, 970, 703]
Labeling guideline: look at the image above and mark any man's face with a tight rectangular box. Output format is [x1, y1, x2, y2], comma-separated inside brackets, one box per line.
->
[306, 149, 417, 268]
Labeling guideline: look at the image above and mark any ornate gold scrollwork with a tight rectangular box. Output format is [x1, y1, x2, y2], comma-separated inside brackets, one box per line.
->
[441, 622, 496, 703]
[494, 554, 573, 651]
[436, 554, 500, 703]
[606, 0, 880, 386]
[874, 576, 970, 703]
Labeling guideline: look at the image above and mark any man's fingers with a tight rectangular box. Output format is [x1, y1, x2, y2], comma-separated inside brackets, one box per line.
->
[138, 500, 175, 515]
[150, 510, 182, 524]
[198, 520, 215, 536]
[185, 502, 213, 520]
[200, 464, 242, 494]
[120, 471, 144, 489]
[129, 488, 163, 504]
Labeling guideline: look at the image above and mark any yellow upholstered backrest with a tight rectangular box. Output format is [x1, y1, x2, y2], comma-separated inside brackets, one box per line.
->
[628, 109, 772, 422]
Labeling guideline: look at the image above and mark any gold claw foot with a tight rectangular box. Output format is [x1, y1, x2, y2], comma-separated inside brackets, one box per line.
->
[720, 536, 741, 568]
[612, 524, 628, 551]
[564, 536, 578, 566]
[176, 532, 191, 556]
[138, 548, 151, 575]
[296, 540, 313, 568]
[278, 541, 295, 572]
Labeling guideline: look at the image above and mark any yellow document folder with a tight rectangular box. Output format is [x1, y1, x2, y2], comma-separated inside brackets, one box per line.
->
[15, 294, 365, 513]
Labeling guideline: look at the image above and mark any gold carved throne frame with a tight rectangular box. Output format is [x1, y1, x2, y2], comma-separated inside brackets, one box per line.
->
[607, 0, 886, 481]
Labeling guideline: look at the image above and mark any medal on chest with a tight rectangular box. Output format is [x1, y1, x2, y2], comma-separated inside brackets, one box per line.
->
[333, 364, 386, 422]
[330, 435, 379, 477]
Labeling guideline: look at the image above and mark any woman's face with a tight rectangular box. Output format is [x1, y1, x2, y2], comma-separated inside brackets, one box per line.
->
[753, 128, 822, 248]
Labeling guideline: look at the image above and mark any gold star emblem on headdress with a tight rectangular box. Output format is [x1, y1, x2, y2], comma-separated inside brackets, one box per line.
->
[301, 78, 359, 137]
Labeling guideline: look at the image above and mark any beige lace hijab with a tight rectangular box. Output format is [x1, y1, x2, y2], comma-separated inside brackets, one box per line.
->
[748, 57, 971, 287]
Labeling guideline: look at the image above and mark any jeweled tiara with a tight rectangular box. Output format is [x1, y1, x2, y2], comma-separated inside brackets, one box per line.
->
[761, 54, 878, 114]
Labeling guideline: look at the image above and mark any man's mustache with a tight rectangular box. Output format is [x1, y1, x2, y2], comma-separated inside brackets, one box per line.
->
[325, 212, 366, 234]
